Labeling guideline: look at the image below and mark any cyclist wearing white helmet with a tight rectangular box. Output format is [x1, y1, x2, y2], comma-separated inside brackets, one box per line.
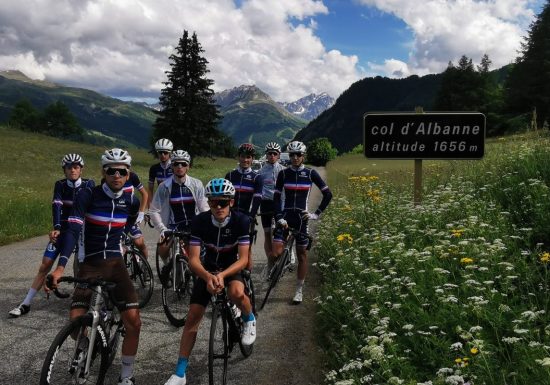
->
[149, 150, 209, 279]
[9, 154, 95, 318]
[148, 138, 174, 208]
[272, 141, 332, 304]
[258, 142, 286, 269]
[48, 148, 142, 385]
[163, 178, 255, 385]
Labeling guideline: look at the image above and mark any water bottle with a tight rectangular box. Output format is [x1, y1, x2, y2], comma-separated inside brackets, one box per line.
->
[230, 304, 241, 319]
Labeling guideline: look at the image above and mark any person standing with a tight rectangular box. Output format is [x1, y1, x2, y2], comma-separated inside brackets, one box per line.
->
[147, 138, 174, 208]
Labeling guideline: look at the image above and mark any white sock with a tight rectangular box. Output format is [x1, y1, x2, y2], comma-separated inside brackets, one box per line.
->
[296, 279, 304, 290]
[23, 288, 38, 306]
[121, 355, 135, 379]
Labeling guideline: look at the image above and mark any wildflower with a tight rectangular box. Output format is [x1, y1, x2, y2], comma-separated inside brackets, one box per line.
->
[451, 229, 465, 238]
[540, 252, 550, 263]
[460, 257, 474, 264]
[337, 233, 353, 244]
[470, 347, 479, 355]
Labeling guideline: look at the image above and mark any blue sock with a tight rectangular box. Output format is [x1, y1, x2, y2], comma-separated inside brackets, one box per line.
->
[175, 356, 188, 378]
[242, 312, 255, 322]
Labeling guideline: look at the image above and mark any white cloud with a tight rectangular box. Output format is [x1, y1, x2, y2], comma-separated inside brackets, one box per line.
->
[357, 0, 539, 76]
[0, 0, 360, 101]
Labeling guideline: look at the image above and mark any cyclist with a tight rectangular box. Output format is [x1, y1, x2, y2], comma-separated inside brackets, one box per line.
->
[272, 141, 332, 304]
[163, 178, 256, 385]
[258, 142, 286, 272]
[8, 154, 95, 318]
[225, 143, 263, 268]
[147, 138, 174, 208]
[48, 148, 142, 385]
[149, 150, 209, 280]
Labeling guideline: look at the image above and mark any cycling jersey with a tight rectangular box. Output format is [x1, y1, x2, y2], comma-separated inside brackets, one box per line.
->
[58, 183, 139, 267]
[148, 161, 173, 186]
[225, 167, 262, 216]
[52, 178, 95, 230]
[123, 172, 144, 195]
[259, 161, 285, 200]
[189, 211, 250, 272]
[149, 175, 209, 232]
[273, 165, 332, 220]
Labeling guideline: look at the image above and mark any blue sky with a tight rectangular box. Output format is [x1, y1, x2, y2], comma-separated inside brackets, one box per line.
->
[0, 0, 545, 102]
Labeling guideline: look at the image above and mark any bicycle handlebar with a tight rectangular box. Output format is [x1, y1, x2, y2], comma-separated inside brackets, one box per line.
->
[46, 274, 126, 308]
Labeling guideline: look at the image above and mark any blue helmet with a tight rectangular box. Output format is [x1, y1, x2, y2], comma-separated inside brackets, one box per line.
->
[205, 178, 235, 198]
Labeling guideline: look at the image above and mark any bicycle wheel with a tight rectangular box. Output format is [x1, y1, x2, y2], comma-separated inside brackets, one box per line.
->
[39, 314, 109, 385]
[161, 258, 193, 327]
[106, 311, 123, 367]
[208, 305, 229, 385]
[125, 250, 154, 308]
[259, 249, 290, 310]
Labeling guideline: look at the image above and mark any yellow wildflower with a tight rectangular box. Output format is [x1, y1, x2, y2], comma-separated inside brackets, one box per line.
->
[470, 347, 479, 355]
[460, 257, 474, 264]
[540, 252, 550, 263]
[337, 233, 353, 244]
[451, 229, 465, 238]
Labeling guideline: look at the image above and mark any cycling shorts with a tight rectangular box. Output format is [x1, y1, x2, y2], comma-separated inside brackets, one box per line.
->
[128, 224, 143, 239]
[71, 258, 139, 311]
[260, 200, 275, 230]
[43, 232, 68, 260]
[273, 210, 310, 247]
[190, 273, 244, 308]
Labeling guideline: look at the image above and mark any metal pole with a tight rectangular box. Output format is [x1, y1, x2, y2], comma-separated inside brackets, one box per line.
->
[414, 106, 424, 205]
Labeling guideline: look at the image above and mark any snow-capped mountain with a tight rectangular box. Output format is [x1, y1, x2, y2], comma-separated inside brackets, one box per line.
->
[281, 92, 335, 121]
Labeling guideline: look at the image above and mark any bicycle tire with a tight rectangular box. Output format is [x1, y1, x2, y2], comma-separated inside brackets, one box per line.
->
[260, 249, 290, 310]
[208, 305, 229, 385]
[39, 314, 109, 385]
[161, 259, 193, 327]
[106, 310, 123, 367]
[124, 250, 154, 308]
[155, 243, 165, 286]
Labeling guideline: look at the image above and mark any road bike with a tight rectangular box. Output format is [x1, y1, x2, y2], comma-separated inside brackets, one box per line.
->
[39, 275, 124, 385]
[156, 230, 195, 327]
[260, 226, 311, 310]
[208, 270, 255, 385]
[123, 234, 154, 308]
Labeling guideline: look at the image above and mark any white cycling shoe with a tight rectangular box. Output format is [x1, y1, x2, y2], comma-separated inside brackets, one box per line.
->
[118, 377, 135, 385]
[241, 320, 256, 345]
[164, 374, 186, 385]
[292, 288, 303, 304]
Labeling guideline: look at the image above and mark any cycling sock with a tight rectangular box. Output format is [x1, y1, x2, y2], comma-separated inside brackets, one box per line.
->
[242, 312, 255, 322]
[23, 288, 38, 305]
[175, 356, 188, 377]
[120, 355, 135, 379]
[296, 279, 305, 288]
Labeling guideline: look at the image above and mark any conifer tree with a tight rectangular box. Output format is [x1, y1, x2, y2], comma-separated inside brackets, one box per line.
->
[152, 31, 231, 156]
[505, 1, 550, 127]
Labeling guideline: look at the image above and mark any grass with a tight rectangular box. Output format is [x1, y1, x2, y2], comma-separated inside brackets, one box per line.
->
[0, 125, 236, 245]
[317, 130, 550, 384]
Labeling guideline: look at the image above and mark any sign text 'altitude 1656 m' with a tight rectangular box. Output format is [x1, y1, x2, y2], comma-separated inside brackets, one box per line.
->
[363, 112, 486, 159]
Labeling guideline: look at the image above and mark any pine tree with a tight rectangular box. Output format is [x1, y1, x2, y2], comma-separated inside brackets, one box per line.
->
[505, 1, 550, 127]
[152, 31, 231, 157]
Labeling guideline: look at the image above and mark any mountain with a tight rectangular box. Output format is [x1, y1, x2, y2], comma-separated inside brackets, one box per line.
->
[281, 92, 334, 121]
[215, 85, 307, 149]
[0, 70, 155, 148]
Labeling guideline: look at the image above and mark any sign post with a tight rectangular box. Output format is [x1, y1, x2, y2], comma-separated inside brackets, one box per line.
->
[363, 111, 486, 204]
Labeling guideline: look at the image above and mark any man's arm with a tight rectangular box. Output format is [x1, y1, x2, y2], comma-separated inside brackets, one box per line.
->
[310, 169, 332, 215]
[249, 174, 263, 217]
[273, 170, 285, 221]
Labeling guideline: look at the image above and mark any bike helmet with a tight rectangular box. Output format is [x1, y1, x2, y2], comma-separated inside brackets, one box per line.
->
[265, 142, 281, 153]
[287, 141, 307, 154]
[171, 149, 191, 163]
[101, 148, 132, 167]
[154, 138, 173, 152]
[61, 153, 84, 167]
[205, 178, 235, 198]
[237, 143, 256, 156]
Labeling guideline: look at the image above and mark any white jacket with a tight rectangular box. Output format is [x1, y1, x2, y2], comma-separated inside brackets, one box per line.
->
[148, 175, 209, 233]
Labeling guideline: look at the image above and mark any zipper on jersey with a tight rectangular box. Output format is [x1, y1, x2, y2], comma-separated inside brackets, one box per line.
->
[104, 199, 115, 259]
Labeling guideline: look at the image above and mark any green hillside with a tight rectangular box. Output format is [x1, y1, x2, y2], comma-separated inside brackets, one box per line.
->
[0, 71, 155, 148]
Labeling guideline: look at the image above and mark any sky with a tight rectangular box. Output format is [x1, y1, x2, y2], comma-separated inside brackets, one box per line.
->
[0, 0, 545, 103]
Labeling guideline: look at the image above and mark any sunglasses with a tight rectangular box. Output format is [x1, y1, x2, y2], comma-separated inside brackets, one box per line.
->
[208, 199, 231, 208]
[157, 151, 170, 155]
[266, 151, 279, 156]
[104, 167, 129, 177]
[173, 162, 189, 168]
[289, 153, 304, 158]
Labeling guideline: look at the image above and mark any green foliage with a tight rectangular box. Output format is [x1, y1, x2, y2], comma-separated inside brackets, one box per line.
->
[348, 144, 363, 154]
[8, 99, 40, 131]
[153, 31, 232, 157]
[306, 137, 337, 166]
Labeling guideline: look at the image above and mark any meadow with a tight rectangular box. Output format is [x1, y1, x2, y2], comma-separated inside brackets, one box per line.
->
[0, 126, 236, 245]
[317, 131, 550, 385]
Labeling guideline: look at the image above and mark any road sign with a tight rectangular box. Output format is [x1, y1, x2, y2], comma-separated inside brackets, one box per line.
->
[364, 112, 485, 159]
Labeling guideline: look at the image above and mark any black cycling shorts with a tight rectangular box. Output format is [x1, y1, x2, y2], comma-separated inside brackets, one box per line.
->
[260, 200, 276, 230]
[190, 273, 244, 308]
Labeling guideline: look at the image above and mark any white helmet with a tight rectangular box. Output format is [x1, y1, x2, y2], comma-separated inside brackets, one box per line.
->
[287, 141, 306, 154]
[265, 142, 281, 153]
[155, 138, 173, 152]
[101, 148, 132, 167]
[205, 178, 235, 198]
[61, 153, 84, 167]
[171, 149, 191, 163]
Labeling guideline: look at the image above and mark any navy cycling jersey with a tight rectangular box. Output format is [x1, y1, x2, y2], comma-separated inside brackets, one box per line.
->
[225, 168, 262, 216]
[52, 178, 95, 230]
[149, 162, 173, 186]
[59, 183, 139, 267]
[273, 165, 332, 220]
[169, 180, 197, 228]
[189, 211, 250, 272]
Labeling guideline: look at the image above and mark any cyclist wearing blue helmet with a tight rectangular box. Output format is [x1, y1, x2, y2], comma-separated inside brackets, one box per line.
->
[163, 178, 256, 385]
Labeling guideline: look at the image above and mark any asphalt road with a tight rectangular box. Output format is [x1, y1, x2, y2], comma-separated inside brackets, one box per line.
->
[1, 171, 326, 385]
